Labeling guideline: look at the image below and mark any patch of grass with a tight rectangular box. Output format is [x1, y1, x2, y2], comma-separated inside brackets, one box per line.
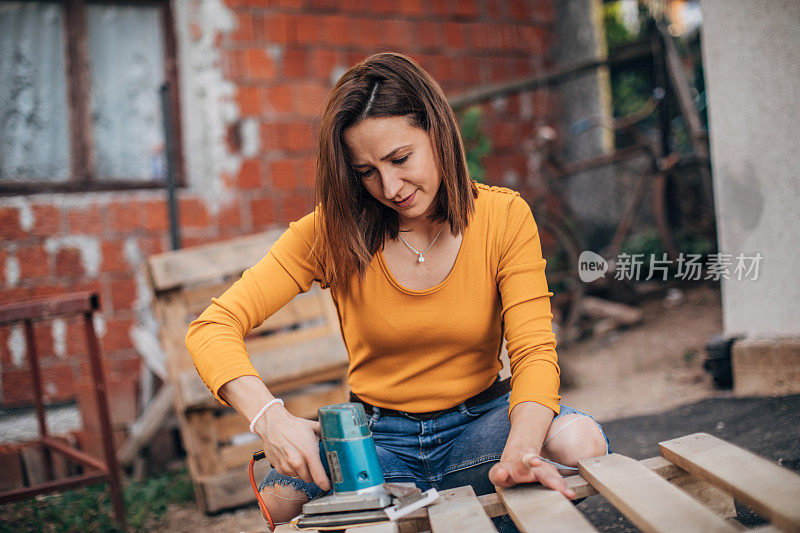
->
[0, 467, 194, 532]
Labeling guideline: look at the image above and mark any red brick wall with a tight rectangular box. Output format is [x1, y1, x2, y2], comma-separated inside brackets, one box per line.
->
[0, 0, 558, 407]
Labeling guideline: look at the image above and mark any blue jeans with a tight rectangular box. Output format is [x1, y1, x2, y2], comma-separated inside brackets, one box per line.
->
[260, 393, 610, 502]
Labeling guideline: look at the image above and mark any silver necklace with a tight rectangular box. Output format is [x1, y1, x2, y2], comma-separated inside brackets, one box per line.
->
[397, 223, 445, 264]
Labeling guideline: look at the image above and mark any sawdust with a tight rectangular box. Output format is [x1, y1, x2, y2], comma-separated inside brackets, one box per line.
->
[153, 285, 725, 532]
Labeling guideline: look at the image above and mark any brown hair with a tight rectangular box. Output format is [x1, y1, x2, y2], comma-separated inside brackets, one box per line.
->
[314, 52, 477, 290]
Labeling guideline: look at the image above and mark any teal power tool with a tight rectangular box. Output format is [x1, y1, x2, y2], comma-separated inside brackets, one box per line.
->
[251, 402, 437, 530]
[316, 403, 386, 495]
[295, 403, 438, 529]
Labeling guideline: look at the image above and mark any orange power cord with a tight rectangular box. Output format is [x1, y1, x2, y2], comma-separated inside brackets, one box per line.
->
[249, 450, 276, 531]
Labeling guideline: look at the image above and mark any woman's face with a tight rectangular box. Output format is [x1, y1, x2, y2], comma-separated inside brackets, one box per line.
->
[343, 116, 441, 225]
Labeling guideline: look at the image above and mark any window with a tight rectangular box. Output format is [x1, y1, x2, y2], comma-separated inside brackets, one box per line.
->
[0, 0, 182, 194]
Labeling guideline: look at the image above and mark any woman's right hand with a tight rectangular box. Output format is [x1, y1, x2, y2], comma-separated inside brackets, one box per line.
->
[256, 405, 332, 491]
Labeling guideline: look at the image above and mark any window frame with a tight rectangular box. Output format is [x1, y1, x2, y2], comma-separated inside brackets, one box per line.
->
[0, 0, 184, 195]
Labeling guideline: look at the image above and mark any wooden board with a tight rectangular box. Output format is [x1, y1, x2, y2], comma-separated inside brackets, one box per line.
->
[660, 432, 800, 532]
[578, 454, 738, 533]
[148, 228, 284, 291]
[731, 336, 800, 396]
[346, 523, 399, 533]
[197, 464, 270, 514]
[499, 484, 595, 533]
[148, 226, 354, 515]
[427, 485, 497, 533]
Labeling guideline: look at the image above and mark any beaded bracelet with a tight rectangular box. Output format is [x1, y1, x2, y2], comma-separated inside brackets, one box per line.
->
[249, 398, 284, 434]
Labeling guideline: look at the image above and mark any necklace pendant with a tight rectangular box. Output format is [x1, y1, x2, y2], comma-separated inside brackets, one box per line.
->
[418, 255, 425, 263]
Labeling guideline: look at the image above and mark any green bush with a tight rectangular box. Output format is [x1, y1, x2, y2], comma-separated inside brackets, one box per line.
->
[458, 106, 491, 183]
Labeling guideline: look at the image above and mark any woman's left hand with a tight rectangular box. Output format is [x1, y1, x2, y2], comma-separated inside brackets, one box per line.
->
[488, 452, 576, 498]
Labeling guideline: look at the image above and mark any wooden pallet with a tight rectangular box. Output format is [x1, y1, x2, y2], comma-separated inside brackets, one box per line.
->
[147, 229, 349, 513]
[272, 433, 800, 533]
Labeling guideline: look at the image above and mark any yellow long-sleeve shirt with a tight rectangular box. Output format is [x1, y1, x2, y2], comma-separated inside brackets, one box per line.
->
[186, 183, 560, 415]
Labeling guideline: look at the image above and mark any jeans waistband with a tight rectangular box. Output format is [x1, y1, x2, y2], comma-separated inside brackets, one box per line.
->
[349, 377, 510, 420]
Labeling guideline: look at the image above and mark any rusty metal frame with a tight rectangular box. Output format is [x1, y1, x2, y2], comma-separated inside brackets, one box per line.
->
[0, 292, 126, 530]
[0, 0, 184, 196]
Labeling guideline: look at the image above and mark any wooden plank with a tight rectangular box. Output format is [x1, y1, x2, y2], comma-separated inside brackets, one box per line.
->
[578, 454, 738, 533]
[244, 323, 341, 356]
[147, 228, 285, 291]
[220, 440, 261, 470]
[751, 526, 786, 533]
[660, 433, 800, 532]
[117, 383, 174, 466]
[275, 526, 317, 533]
[184, 411, 222, 477]
[346, 522, 398, 533]
[561, 456, 733, 518]
[637, 457, 735, 518]
[129, 325, 168, 380]
[198, 464, 269, 513]
[395, 458, 734, 529]
[499, 484, 596, 533]
[212, 383, 349, 469]
[282, 382, 350, 420]
[428, 485, 497, 533]
[656, 22, 707, 153]
[250, 336, 348, 382]
[20, 444, 48, 485]
[215, 410, 249, 444]
[180, 281, 236, 315]
[665, 465, 737, 519]
[156, 293, 197, 376]
[732, 337, 800, 396]
[395, 489, 503, 533]
[476, 493, 506, 518]
[254, 289, 330, 333]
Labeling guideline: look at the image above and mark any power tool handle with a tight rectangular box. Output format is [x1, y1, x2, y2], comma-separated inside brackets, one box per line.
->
[318, 440, 331, 479]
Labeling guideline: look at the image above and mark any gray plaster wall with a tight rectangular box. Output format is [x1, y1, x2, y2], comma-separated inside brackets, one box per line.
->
[700, 0, 800, 336]
[554, 0, 620, 234]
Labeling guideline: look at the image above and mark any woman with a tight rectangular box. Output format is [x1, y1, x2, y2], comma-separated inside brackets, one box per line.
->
[186, 52, 608, 525]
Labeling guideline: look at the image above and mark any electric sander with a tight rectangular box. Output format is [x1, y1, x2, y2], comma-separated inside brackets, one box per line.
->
[251, 402, 438, 530]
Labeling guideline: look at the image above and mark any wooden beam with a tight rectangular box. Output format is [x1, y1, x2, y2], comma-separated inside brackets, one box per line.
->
[660, 433, 800, 532]
[129, 325, 168, 380]
[427, 486, 497, 533]
[117, 383, 175, 466]
[656, 22, 707, 156]
[346, 523, 398, 533]
[147, 228, 284, 291]
[578, 454, 737, 533]
[499, 484, 596, 532]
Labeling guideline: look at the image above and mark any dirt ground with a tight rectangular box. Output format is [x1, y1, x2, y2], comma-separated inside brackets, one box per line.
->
[154, 285, 734, 532]
[559, 285, 727, 421]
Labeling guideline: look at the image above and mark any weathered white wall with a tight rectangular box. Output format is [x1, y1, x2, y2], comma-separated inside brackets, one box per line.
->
[701, 0, 800, 336]
[172, 0, 239, 211]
